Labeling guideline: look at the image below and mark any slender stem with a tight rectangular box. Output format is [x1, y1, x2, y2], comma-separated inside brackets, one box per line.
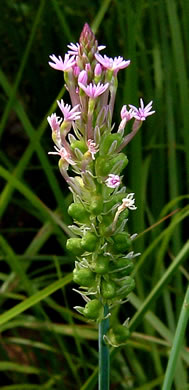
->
[98, 304, 110, 390]
[162, 284, 189, 390]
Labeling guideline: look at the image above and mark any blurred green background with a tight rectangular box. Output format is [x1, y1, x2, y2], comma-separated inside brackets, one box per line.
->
[0, 0, 188, 389]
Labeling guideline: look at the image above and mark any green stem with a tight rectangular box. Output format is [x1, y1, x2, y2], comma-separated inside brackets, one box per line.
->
[98, 304, 110, 390]
[162, 283, 189, 390]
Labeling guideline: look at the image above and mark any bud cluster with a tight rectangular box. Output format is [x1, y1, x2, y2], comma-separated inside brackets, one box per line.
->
[48, 24, 155, 346]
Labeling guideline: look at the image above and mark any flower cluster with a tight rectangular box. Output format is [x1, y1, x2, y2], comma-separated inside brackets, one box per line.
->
[47, 24, 155, 346]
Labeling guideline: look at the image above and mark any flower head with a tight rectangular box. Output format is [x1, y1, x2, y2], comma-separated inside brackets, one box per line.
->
[78, 82, 109, 98]
[105, 174, 121, 188]
[47, 113, 62, 132]
[87, 139, 99, 160]
[129, 99, 155, 121]
[48, 146, 76, 166]
[57, 100, 81, 121]
[95, 54, 130, 74]
[49, 54, 76, 71]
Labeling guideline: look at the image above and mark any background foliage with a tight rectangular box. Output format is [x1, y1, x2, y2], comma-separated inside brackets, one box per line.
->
[0, 0, 188, 389]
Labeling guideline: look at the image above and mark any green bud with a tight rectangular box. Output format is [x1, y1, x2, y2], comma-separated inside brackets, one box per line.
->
[83, 299, 103, 320]
[68, 203, 89, 223]
[81, 232, 98, 252]
[70, 140, 88, 154]
[117, 276, 135, 297]
[107, 325, 130, 346]
[66, 238, 84, 256]
[101, 280, 116, 299]
[113, 232, 132, 253]
[90, 195, 103, 215]
[100, 133, 123, 155]
[93, 255, 110, 274]
[73, 268, 95, 287]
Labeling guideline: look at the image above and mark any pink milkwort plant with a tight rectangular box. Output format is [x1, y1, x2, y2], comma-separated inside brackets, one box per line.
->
[47, 23, 155, 388]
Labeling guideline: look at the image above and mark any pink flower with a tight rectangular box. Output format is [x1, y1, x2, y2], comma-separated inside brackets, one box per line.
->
[121, 105, 134, 121]
[78, 82, 109, 98]
[49, 54, 76, 71]
[67, 42, 80, 55]
[87, 139, 99, 160]
[57, 100, 81, 121]
[105, 174, 121, 188]
[95, 54, 130, 74]
[129, 99, 155, 121]
[48, 146, 76, 165]
[47, 113, 62, 132]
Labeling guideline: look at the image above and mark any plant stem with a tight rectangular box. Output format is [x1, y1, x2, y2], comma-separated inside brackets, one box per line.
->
[98, 304, 110, 390]
[162, 284, 189, 390]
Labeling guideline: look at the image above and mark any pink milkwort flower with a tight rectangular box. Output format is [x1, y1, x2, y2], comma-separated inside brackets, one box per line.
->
[105, 174, 121, 188]
[78, 81, 109, 98]
[67, 42, 106, 56]
[48, 146, 76, 165]
[57, 100, 81, 121]
[121, 105, 134, 121]
[49, 54, 76, 71]
[129, 99, 155, 121]
[95, 54, 130, 74]
[47, 113, 62, 132]
[87, 139, 99, 160]
[67, 42, 80, 55]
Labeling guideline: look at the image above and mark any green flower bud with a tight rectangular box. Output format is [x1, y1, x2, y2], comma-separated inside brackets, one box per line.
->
[110, 258, 134, 278]
[113, 232, 132, 253]
[90, 195, 103, 215]
[70, 140, 88, 154]
[83, 299, 104, 320]
[93, 255, 110, 274]
[81, 232, 98, 252]
[117, 276, 135, 297]
[101, 280, 117, 299]
[100, 133, 123, 155]
[73, 268, 95, 287]
[107, 325, 130, 346]
[68, 203, 90, 223]
[66, 238, 84, 256]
